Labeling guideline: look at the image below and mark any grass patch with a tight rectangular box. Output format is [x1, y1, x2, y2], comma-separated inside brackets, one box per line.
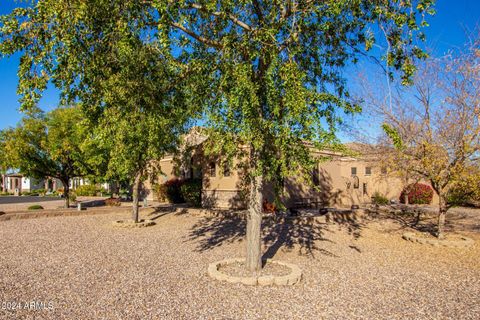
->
[27, 205, 44, 210]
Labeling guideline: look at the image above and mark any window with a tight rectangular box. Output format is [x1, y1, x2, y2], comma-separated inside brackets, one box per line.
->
[365, 167, 372, 175]
[208, 162, 216, 177]
[351, 167, 357, 176]
[223, 162, 231, 177]
[363, 182, 368, 195]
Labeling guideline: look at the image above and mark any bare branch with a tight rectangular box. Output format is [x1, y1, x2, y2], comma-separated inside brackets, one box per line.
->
[170, 22, 223, 49]
[190, 4, 252, 31]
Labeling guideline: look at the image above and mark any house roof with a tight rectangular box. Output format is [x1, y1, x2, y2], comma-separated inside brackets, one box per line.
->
[5, 173, 23, 178]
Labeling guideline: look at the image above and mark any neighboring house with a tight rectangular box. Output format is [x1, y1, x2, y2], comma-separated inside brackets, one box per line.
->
[2, 174, 111, 195]
[68, 177, 110, 193]
[4, 173, 45, 194]
[144, 129, 437, 209]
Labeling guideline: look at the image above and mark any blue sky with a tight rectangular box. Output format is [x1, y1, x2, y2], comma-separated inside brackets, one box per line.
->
[0, 1, 479, 131]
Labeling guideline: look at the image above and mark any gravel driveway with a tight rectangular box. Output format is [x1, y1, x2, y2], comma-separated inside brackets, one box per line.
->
[0, 210, 478, 319]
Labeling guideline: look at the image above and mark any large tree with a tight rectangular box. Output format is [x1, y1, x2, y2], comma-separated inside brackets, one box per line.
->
[0, 107, 101, 207]
[157, 1, 435, 271]
[1, 1, 434, 272]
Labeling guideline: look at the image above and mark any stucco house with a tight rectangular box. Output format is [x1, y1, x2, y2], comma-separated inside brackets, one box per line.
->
[3, 173, 45, 195]
[144, 129, 435, 209]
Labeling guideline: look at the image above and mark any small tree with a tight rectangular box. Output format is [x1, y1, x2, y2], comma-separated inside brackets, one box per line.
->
[0, 107, 101, 207]
[371, 37, 480, 238]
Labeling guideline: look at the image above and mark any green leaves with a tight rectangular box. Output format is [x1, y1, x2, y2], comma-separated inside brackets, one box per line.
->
[382, 123, 404, 150]
[0, 106, 101, 182]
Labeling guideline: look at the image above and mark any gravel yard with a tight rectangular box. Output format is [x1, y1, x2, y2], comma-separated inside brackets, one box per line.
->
[0, 209, 479, 319]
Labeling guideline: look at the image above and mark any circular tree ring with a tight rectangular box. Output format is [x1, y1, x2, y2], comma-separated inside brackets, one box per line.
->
[402, 232, 474, 248]
[112, 219, 155, 228]
[207, 258, 302, 286]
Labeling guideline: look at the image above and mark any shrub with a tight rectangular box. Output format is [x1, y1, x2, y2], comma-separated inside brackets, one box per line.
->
[74, 185, 99, 196]
[28, 205, 44, 210]
[263, 200, 277, 213]
[153, 183, 168, 202]
[35, 188, 46, 196]
[400, 183, 434, 204]
[105, 197, 121, 207]
[180, 179, 202, 207]
[164, 178, 185, 204]
[372, 192, 389, 205]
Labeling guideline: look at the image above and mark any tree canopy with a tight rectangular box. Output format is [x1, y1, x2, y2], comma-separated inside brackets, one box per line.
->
[0, 106, 103, 207]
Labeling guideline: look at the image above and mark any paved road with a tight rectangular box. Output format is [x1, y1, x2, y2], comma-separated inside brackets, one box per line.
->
[0, 196, 62, 204]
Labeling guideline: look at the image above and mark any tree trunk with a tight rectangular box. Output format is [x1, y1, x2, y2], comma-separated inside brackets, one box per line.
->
[437, 195, 447, 239]
[132, 172, 142, 223]
[62, 180, 70, 208]
[246, 174, 263, 273]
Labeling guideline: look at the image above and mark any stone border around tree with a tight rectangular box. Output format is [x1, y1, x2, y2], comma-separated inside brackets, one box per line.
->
[402, 232, 474, 248]
[207, 258, 302, 286]
[112, 219, 156, 228]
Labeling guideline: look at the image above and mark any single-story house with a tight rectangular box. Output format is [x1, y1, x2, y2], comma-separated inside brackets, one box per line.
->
[3, 173, 45, 195]
[143, 129, 439, 209]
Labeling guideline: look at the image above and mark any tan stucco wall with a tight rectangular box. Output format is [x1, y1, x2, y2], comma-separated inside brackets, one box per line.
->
[143, 157, 178, 201]
[152, 150, 438, 208]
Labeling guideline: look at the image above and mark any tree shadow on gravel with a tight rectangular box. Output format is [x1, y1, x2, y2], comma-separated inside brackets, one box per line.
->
[187, 209, 367, 259]
[374, 206, 479, 235]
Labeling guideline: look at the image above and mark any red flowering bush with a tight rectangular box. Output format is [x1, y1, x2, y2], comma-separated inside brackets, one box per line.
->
[400, 183, 434, 204]
[263, 200, 277, 213]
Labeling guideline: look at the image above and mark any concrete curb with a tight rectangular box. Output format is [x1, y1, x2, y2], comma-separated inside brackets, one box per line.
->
[207, 258, 302, 286]
[402, 232, 474, 248]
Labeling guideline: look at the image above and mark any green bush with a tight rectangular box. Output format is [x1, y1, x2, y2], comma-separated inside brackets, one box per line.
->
[164, 179, 185, 204]
[372, 192, 389, 205]
[28, 205, 44, 210]
[74, 185, 106, 196]
[180, 179, 202, 207]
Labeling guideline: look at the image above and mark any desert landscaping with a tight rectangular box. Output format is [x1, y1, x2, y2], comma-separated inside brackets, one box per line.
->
[1, 1, 479, 319]
[1, 205, 479, 319]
